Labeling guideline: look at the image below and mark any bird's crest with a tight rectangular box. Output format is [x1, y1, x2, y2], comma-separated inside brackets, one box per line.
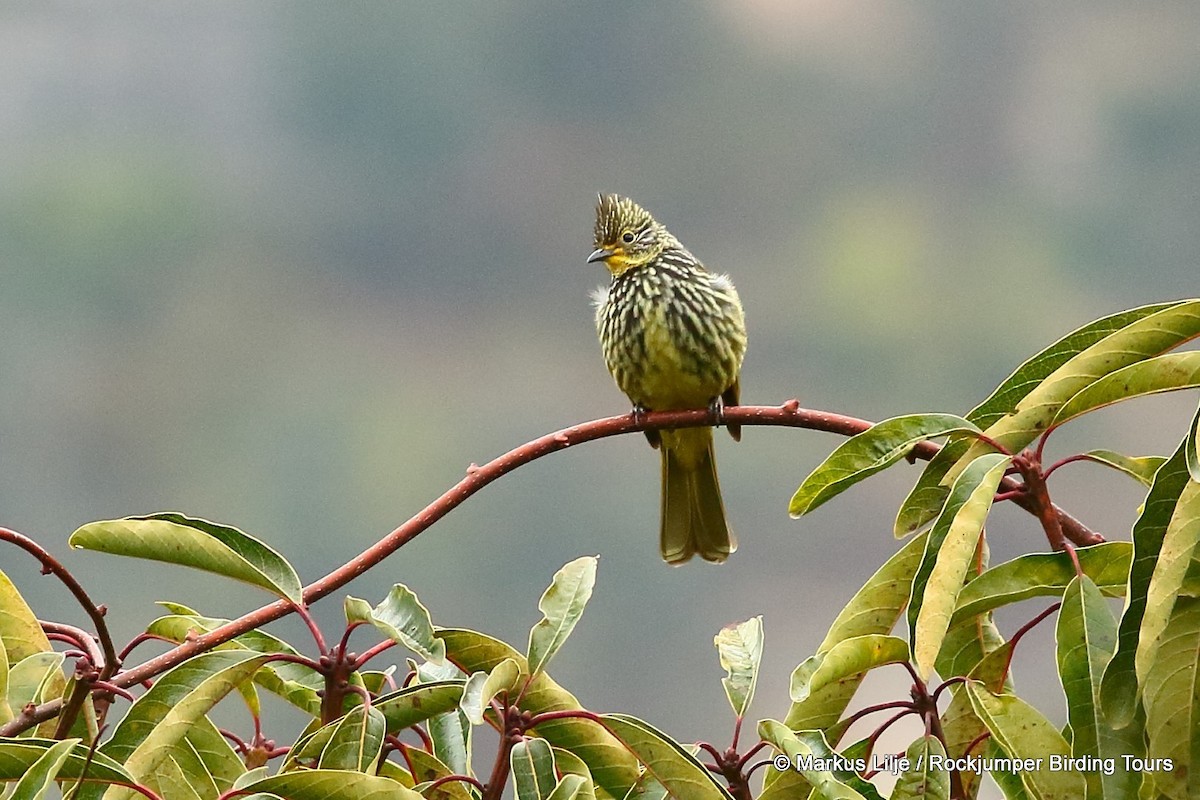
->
[594, 194, 655, 247]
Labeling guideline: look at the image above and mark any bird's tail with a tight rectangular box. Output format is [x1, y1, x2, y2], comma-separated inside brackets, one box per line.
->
[659, 427, 736, 564]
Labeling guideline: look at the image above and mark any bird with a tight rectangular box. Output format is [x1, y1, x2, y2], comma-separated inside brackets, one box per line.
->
[588, 194, 747, 564]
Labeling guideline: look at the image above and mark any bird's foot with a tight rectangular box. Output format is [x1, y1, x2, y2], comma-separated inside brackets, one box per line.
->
[707, 397, 724, 426]
[631, 403, 648, 425]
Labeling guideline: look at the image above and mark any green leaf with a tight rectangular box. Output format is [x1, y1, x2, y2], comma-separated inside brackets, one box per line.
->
[375, 680, 466, 732]
[0, 738, 133, 783]
[967, 682, 1085, 800]
[1142, 596, 1200, 800]
[1102, 439, 1193, 728]
[9, 737, 78, 800]
[70, 513, 303, 604]
[890, 736, 949, 800]
[1137, 478, 1200, 689]
[757, 720, 866, 800]
[6, 653, 64, 720]
[1056, 575, 1145, 800]
[548, 774, 589, 800]
[937, 587, 1007, 800]
[512, 737, 558, 800]
[405, 747, 474, 800]
[969, 301, 1190, 430]
[952, 543, 1131, 625]
[461, 658, 520, 725]
[789, 414, 979, 516]
[238, 770, 423, 799]
[893, 301, 1195, 538]
[911, 453, 1011, 678]
[952, 300, 1200, 475]
[1076, 450, 1167, 487]
[440, 629, 639, 800]
[788, 634, 909, 703]
[0, 638, 9, 725]
[145, 612, 323, 716]
[713, 616, 763, 717]
[1188, 400, 1200, 483]
[96, 650, 270, 800]
[528, 556, 598, 678]
[345, 584, 445, 664]
[601, 714, 733, 800]
[322, 705, 386, 772]
[1052, 351, 1200, 426]
[894, 443, 963, 538]
[785, 530, 928, 731]
[552, 748, 600, 800]
[0, 570, 55, 664]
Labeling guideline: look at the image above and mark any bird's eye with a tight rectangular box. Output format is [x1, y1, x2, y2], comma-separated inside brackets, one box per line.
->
[622, 231, 635, 244]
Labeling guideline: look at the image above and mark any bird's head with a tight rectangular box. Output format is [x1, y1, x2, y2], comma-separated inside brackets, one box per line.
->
[588, 194, 667, 275]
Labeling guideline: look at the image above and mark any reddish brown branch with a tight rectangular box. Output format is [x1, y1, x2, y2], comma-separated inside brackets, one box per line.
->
[0, 402, 1101, 736]
[0, 527, 120, 680]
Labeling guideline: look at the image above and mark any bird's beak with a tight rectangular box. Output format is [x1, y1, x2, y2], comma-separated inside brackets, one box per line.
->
[587, 247, 614, 264]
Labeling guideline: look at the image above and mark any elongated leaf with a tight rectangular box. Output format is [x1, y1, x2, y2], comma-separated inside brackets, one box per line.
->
[0, 570, 54, 663]
[967, 683, 1085, 799]
[145, 612, 323, 715]
[951, 300, 1200, 478]
[6, 653, 64, 718]
[714, 616, 763, 717]
[790, 414, 979, 516]
[0, 571, 63, 737]
[403, 747, 474, 800]
[440, 630, 638, 800]
[1102, 439, 1192, 727]
[321, 705, 386, 772]
[0, 738, 133, 783]
[512, 737, 557, 800]
[952, 543, 1131, 625]
[1142, 596, 1200, 800]
[9, 737, 78, 800]
[345, 585, 445, 664]
[757, 721, 866, 800]
[896, 301, 1193, 537]
[0, 638, 9, 725]
[1137, 478, 1200, 687]
[528, 556, 598, 678]
[601, 715, 733, 800]
[758, 733, 882, 800]
[70, 513, 302, 604]
[139, 717, 243, 800]
[912, 454, 1010, 678]
[1056, 576, 1144, 800]
[890, 735, 949, 800]
[789, 634, 909, 703]
[1188, 400, 1200, 482]
[970, 301, 1189, 430]
[462, 658, 520, 725]
[547, 774, 588, 800]
[894, 443, 964, 538]
[785, 531, 928, 731]
[936, 550, 1007, 800]
[552, 748, 599, 800]
[1076, 450, 1167, 487]
[375, 680, 466, 732]
[1052, 351, 1200, 426]
[239, 770, 423, 799]
[95, 651, 270, 800]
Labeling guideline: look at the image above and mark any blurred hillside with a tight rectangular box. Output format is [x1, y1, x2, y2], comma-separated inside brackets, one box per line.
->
[2, 4, 1199, 795]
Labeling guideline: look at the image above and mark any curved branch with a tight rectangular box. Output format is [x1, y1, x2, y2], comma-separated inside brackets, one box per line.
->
[0, 528, 120, 679]
[0, 402, 1100, 736]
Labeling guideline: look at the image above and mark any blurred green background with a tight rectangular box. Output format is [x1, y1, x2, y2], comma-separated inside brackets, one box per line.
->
[3, 2, 1199, 793]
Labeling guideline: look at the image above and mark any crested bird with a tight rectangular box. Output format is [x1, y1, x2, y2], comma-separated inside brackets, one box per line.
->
[589, 194, 747, 564]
